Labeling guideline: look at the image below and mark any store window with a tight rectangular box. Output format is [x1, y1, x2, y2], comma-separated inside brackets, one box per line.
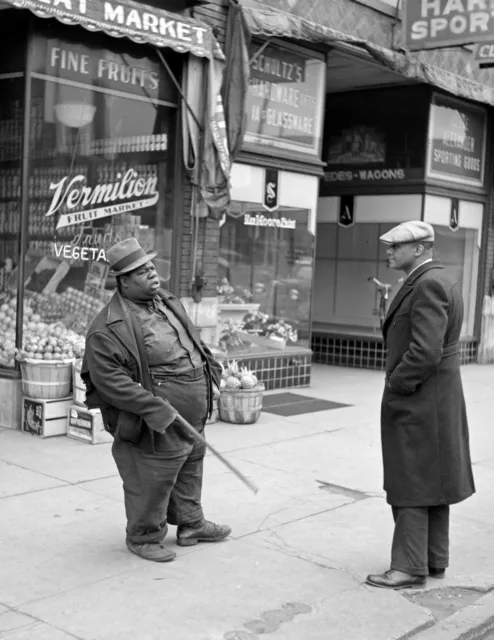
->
[0, 21, 180, 366]
[218, 202, 314, 354]
[0, 77, 24, 368]
[314, 197, 482, 338]
[0, 14, 27, 368]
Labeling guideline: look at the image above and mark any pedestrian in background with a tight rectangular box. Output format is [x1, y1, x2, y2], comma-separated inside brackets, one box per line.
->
[81, 238, 231, 563]
[366, 221, 475, 590]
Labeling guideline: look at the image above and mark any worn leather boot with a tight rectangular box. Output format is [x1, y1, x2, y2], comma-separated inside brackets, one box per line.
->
[126, 540, 176, 562]
[366, 569, 426, 590]
[177, 519, 232, 547]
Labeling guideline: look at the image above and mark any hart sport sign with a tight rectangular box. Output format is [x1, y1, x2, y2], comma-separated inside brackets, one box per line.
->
[404, 0, 494, 51]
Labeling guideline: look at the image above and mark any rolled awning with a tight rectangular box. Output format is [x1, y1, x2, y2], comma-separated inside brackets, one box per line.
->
[237, 0, 494, 107]
[0, 0, 224, 60]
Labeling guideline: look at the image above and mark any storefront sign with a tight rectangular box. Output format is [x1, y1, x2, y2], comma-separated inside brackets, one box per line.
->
[324, 168, 408, 184]
[338, 195, 355, 228]
[262, 169, 279, 212]
[427, 94, 487, 187]
[45, 169, 159, 229]
[475, 41, 494, 66]
[44, 43, 161, 97]
[404, 0, 494, 51]
[450, 197, 460, 231]
[2, 0, 220, 60]
[243, 43, 325, 159]
[321, 88, 428, 194]
[244, 213, 296, 229]
[53, 244, 107, 261]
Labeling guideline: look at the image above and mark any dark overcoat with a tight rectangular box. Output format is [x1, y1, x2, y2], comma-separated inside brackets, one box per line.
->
[80, 289, 222, 450]
[381, 260, 475, 507]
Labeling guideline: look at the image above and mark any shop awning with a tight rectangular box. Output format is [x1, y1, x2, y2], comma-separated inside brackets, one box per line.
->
[0, 0, 224, 60]
[237, 0, 494, 107]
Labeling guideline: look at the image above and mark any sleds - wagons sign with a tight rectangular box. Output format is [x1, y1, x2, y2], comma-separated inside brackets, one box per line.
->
[404, 0, 494, 51]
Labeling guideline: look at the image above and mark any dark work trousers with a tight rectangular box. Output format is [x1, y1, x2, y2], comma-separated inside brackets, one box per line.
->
[390, 505, 450, 576]
[112, 366, 209, 545]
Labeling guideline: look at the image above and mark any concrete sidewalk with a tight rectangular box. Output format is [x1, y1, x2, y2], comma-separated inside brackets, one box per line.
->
[1, 364, 494, 640]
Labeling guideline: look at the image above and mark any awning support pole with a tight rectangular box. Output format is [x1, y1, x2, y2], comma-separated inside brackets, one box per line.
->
[155, 47, 203, 132]
[249, 38, 273, 65]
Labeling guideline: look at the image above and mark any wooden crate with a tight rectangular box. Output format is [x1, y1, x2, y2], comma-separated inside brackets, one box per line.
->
[21, 396, 72, 438]
[67, 405, 113, 445]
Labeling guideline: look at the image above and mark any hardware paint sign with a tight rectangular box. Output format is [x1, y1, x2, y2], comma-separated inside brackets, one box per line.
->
[404, 0, 494, 51]
[243, 43, 326, 159]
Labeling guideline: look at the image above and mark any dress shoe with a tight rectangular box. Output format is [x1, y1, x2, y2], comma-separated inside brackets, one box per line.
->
[429, 567, 446, 579]
[177, 519, 232, 547]
[126, 540, 176, 562]
[366, 569, 426, 590]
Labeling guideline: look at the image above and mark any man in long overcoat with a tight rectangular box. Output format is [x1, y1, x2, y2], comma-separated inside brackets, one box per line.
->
[81, 238, 231, 563]
[366, 221, 475, 590]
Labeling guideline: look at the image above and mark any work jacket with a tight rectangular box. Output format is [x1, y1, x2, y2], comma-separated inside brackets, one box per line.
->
[81, 289, 222, 449]
[381, 260, 475, 507]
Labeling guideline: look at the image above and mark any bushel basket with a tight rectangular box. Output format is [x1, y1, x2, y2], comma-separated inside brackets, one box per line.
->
[218, 384, 265, 425]
[20, 358, 73, 400]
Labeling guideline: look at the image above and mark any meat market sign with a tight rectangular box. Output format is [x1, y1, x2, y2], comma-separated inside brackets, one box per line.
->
[2, 0, 222, 60]
[404, 0, 494, 51]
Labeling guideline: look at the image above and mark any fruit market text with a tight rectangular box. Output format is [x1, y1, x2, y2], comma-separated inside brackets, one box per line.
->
[49, 46, 159, 91]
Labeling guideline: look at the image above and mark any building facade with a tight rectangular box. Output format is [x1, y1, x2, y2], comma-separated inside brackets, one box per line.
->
[0, 0, 229, 428]
[228, 0, 494, 371]
[1, 0, 494, 429]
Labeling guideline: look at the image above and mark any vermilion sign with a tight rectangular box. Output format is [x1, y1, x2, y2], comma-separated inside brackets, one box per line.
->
[404, 0, 494, 51]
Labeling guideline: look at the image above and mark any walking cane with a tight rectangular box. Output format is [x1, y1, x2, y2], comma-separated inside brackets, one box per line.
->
[175, 413, 259, 495]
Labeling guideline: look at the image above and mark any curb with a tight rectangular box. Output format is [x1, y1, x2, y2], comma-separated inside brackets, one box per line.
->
[409, 590, 494, 640]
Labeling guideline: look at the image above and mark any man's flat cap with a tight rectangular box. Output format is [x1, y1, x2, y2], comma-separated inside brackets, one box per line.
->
[379, 221, 435, 245]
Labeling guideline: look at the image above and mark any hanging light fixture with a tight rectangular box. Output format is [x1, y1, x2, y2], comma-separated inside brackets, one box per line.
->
[54, 102, 96, 128]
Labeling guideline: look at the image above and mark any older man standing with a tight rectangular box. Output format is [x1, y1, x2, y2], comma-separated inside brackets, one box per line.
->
[366, 221, 475, 590]
[81, 238, 231, 563]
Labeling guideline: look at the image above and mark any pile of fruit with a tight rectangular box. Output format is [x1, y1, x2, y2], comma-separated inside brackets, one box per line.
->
[32, 288, 106, 330]
[220, 360, 260, 391]
[0, 296, 86, 367]
[18, 322, 85, 361]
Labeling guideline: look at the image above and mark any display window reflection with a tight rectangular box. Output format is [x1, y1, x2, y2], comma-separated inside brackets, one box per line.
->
[218, 202, 314, 355]
[17, 29, 179, 362]
[0, 77, 23, 368]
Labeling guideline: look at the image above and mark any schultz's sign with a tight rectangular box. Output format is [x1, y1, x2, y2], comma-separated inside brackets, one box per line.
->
[427, 93, 487, 187]
[45, 169, 159, 229]
[243, 42, 326, 160]
[404, 0, 494, 51]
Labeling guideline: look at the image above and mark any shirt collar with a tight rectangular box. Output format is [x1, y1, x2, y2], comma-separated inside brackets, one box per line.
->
[407, 258, 433, 279]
